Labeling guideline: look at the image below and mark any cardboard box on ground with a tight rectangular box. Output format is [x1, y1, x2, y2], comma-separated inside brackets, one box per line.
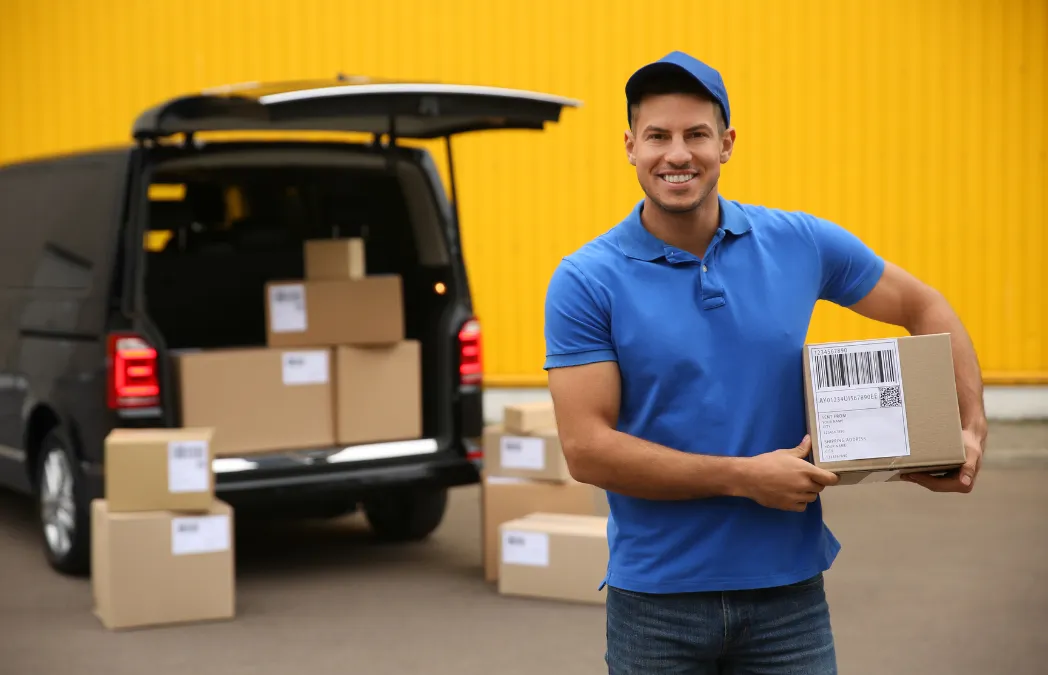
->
[483, 401, 610, 605]
[802, 333, 966, 485]
[93, 427, 236, 631]
[174, 237, 422, 456]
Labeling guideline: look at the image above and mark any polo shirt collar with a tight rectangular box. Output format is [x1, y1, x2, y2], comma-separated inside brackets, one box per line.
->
[617, 195, 752, 261]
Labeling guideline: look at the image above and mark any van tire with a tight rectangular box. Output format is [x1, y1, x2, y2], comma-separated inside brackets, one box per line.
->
[362, 488, 448, 542]
[36, 429, 91, 576]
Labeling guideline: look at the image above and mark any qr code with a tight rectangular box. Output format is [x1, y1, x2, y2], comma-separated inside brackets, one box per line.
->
[879, 385, 902, 408]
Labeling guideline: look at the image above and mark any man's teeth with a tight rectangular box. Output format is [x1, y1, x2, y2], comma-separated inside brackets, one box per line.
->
[662, 174, 694, 183]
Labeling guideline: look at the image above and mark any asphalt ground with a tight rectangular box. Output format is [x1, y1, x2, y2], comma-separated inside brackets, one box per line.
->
[1, 421, 1045, 675]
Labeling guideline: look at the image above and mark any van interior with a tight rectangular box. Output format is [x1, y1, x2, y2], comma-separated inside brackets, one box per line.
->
[143, 147, 458, 439]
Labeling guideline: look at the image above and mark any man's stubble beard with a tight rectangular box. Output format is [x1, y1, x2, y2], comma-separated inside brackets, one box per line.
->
[644, 177, 718, 215]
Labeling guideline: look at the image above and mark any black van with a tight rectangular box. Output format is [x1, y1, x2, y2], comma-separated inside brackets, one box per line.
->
[0, 78, 579, 575]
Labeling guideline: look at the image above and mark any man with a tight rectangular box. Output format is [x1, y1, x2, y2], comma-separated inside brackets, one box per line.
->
[542, 50, 988, 674]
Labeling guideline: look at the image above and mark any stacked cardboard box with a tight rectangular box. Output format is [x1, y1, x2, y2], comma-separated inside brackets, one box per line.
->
[92, 427, 236, 630]
[482, 400, 609, 604]
[498, 512, 609, 605]
[173, 237, 422, 456]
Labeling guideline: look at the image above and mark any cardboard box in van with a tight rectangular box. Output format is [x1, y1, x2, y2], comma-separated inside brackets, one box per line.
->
[305, 238, 366, 280]
[104, 428, 215, 513]
[333, 341, 422, 445]
[91, 499, 235, 630]
[264, 276, 403, 348]
[174, 347, 336, 456]
[802, 333, 966, 484]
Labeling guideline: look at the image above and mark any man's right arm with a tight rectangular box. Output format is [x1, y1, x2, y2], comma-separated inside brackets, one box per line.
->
[548, 360, 751, 500]
[542, 258, 838, 509]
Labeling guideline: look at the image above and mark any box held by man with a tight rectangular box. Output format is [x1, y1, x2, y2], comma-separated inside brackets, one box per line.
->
[802, 333, 965, 484]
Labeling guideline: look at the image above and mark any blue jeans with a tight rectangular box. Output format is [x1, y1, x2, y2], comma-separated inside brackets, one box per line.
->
[606, 573, 836, 674]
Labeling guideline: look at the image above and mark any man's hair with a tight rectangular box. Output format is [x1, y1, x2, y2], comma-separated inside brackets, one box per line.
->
[628, 70, 728, 133]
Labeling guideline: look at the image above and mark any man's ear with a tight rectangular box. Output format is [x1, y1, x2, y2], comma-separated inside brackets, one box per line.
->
[624, 130, 636, 166]
[720, 128, 736, 164]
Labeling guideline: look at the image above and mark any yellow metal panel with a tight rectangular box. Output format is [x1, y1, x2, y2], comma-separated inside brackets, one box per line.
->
[0, 0, 1044, 385]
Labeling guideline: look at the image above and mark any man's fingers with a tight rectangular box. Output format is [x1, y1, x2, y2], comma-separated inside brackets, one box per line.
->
[791, 435, 812, 458]
[808, 467, 840, 487]
[960, 446, 983, 487]
[903, 471, 968, 493]
[959, 461, 977, 488]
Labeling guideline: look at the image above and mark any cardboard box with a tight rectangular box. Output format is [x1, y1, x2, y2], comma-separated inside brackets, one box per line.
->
[334, 341, 422, 445]
[305, 238, 365, 280]
[482, 473, 605, 582]
[174, 347, 336, 456]
[264, 276, 403, 348]
[503, 400, 557, 434]
[498, 513, 608, 605]
[91, 499, 235, 630]
[802, 333, 966, 484]
[483, 424, 570, 482]
[104, 428, 215, 513]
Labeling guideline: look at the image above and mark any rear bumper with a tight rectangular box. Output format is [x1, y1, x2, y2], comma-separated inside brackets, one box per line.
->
[86, 437, 481, 509]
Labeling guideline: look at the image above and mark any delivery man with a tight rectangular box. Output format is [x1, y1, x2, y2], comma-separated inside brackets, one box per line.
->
[542, 50, 987, 674]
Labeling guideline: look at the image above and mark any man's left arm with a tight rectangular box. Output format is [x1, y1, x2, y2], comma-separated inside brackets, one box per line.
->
[847, 261, 988, 492]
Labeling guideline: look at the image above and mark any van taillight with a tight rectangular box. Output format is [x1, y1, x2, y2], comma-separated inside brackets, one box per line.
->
[107, 334, 160, 409]
[458, 318, 483, 386]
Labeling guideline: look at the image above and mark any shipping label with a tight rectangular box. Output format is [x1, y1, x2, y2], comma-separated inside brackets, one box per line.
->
[282, 350, 330, 385]
[171, 515, 231, 556]
[501, 530, 550, 567]
[167, 440, 210, 493]
[808, 339, 911, 463]
[499, 435, 546, 471]
[268, 284, 307, 333]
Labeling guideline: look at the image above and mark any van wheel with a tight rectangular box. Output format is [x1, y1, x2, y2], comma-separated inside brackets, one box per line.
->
[36, 430, 90, 576]
[362, 488, 448, 542]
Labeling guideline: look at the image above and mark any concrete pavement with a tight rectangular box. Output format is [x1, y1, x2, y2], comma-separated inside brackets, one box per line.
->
[1, 467, 1045, 674]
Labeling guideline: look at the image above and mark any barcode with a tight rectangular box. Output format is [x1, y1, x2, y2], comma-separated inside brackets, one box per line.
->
[814, 349, 899, 390]
[273, 288, 302, 303]
[172, 444, 204, 460]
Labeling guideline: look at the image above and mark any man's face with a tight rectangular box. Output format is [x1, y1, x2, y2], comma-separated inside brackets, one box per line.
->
[624, 93, 735, 214]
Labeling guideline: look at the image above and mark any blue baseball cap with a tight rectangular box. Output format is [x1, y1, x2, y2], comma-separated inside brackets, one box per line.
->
[625, 51, 730, 128]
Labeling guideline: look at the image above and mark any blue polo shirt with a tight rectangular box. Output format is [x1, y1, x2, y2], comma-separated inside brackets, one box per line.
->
[543, 195, 885, 594]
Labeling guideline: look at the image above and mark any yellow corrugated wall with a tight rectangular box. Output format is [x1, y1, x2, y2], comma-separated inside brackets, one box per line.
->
[1, 0, 1044, 385]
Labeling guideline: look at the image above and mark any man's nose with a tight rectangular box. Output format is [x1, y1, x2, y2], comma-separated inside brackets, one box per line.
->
[665, 136, 691, 165]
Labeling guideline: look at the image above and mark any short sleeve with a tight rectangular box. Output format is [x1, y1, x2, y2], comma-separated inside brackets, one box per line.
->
[807, 215, 886, 306]
[543, 259, 617, 370]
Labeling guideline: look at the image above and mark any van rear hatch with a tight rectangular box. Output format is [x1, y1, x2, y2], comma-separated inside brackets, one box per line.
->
[119, 78, 579, 465]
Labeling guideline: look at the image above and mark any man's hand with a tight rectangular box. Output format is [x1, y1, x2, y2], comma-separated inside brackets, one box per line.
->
[739, 436, 840, 512]
[902, 428, 985, 493]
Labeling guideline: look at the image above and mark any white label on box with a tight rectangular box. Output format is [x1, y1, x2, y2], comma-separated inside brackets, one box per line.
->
[499, 435, 546, 471]
[171, 515, 231, 556]
[268, 284, 307, 333]
[167, 440, 209, 493]
[501, 530, 550, 567]
[282, 350, 329, 385]
[808, 339, 911, 463]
